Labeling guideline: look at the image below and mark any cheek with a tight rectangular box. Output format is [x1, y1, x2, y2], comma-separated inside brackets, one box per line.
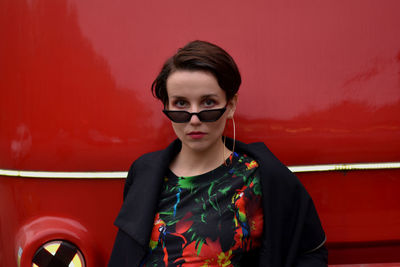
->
[171, 122, 184, 136]
[213, 118, 228, 135]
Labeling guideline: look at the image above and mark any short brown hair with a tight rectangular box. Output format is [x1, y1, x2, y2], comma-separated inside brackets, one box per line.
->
[151, 40, 241, 106]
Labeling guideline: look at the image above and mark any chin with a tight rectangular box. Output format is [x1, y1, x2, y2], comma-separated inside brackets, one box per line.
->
[185, 141, 210, 152]
[188, 136, 224, 153]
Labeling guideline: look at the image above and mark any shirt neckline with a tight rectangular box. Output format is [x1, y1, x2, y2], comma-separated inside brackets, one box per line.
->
[166, 152, 240, 182]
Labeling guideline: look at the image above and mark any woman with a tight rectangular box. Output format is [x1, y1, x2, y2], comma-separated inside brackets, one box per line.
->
[108, 40, 327, 266]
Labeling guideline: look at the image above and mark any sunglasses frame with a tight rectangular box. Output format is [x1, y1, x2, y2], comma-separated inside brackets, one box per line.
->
[163, 105, 227, 123]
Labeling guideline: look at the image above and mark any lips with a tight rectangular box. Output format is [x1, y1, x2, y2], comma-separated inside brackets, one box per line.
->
[187, 131, 206, 139]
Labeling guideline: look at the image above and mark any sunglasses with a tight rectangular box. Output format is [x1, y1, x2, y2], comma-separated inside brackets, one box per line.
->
[163, 106, 227, 123]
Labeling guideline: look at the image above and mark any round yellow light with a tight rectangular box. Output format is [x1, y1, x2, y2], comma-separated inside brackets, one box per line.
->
[32, 240, 85, 267]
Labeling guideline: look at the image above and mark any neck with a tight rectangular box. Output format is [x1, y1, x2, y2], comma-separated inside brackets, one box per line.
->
[170, 138, 232, 177]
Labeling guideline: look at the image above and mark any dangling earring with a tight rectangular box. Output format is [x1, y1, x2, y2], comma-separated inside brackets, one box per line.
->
[231, 117, 236, 157]
[222, 134, 227, 165]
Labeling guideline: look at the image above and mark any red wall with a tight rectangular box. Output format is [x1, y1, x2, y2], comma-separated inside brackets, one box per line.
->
[1, 0, 399, 266]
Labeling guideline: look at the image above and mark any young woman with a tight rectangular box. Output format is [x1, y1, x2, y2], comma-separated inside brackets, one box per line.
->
[108, 40, 327, 267]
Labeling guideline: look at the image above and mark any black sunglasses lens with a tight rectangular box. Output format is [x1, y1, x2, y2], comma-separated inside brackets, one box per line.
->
[165, 111, 191, 122]
[198, 109, 224, 122]
[163, 107, 226, 123]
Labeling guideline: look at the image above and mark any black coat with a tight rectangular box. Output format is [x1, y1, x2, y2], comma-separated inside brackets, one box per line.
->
[108, 139, 327, 267]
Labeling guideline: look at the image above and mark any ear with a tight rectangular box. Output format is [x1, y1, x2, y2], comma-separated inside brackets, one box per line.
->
[227, 94, 238, 119]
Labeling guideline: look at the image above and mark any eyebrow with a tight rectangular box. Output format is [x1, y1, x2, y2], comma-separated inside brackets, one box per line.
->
[201, 94, 219, 98]
[169, 95, 187, 99]
[169, 94, 219, 99]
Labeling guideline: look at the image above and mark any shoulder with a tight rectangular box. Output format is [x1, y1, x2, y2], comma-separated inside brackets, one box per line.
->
[230, 152, 260, 179]
[234, 139, 306, 191]
[126, 150, 162, 178]
[235, 140, 291, 174]
[131, 150, 164, 167]
[126, 139, 182, 180]
[231, 139, 278, 164]
[129, 139, 182, 169]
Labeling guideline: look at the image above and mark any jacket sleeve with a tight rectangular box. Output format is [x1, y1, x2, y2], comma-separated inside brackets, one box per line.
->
[294, 192, 327, 266]
[294, 245, 328, 267]
[108, 229, 146, 267]
[257, 150, 327, 267]
[256, 196, 327, 267]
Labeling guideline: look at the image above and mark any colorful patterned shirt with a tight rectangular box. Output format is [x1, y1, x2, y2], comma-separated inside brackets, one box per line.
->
[143, 152, 263, 267]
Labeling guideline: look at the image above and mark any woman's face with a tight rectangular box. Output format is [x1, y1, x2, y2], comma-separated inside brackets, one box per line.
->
[166, 70, 237, 153]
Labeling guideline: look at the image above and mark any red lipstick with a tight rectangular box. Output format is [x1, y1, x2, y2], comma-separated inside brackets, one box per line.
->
[187, 131, 206, 139]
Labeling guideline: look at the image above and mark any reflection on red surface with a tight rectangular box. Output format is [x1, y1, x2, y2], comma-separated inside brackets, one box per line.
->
[1, 0, 400, 266]
[234, 100, 400, 165]
[0, 0, 172, 172]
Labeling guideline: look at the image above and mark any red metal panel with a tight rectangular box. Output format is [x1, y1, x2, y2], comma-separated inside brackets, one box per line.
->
[0, 176, 123, 267]
[299, 170, 400, 264]
[1, 0, 399, 171]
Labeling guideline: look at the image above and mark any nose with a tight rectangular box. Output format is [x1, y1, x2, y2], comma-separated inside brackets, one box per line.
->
[188, 106, 202, 124]
[189, 113, 201, 124]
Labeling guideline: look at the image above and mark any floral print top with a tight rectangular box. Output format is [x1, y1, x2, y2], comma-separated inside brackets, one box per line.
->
[143, 152, 263, 267]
